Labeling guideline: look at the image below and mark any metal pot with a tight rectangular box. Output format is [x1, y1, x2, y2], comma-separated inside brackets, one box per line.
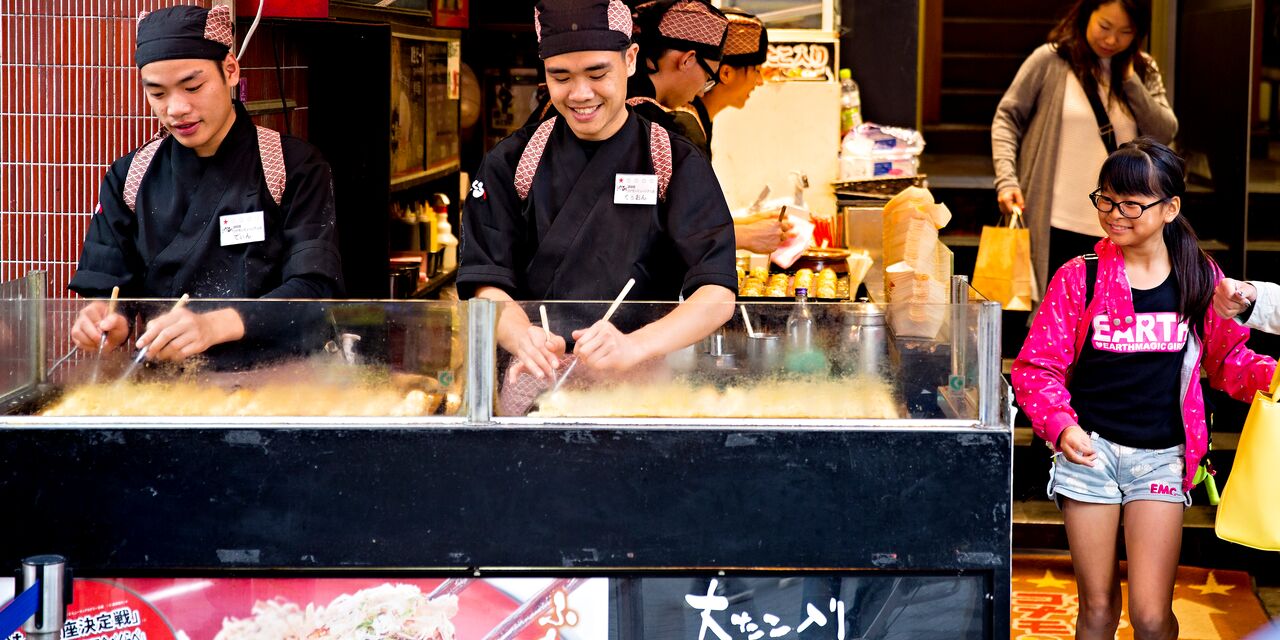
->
[836, 302, 890, 377]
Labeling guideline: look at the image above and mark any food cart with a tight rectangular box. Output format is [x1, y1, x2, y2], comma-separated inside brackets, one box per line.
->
[0, 270, 1011, 639]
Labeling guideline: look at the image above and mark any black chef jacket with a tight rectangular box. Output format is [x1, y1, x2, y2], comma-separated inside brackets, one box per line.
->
[458, 108, 737, 334]
[69, 100, 343, 367]
[690, 97, 714, 157]
[626, 73, 711, 158]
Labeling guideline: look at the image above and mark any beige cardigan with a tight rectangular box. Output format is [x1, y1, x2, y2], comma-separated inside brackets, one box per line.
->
[991, 44, 1178, 294]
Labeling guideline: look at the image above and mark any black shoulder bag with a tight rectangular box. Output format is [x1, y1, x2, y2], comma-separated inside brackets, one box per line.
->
[1083, 81, 1118, 154]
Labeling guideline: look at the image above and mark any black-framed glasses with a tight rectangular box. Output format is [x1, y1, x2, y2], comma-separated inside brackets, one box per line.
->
[1089, 189, 1168, 219]
[696, 56, 719, 93]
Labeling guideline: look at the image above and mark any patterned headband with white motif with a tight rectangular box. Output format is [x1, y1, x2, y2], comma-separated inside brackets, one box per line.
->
[634, 0, 728, 62]
[535, 0, 633, 60]
[721, 9, 767, 67]
[136, 4, 233, 68]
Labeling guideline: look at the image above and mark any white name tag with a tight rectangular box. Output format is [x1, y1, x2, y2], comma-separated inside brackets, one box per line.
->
[219, 211, 266, 246]
[614, 173, 658, 205]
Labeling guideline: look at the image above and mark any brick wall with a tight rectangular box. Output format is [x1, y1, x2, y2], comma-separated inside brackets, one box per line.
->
[0, 1, 308, 299]
[0, 0, 205, 298]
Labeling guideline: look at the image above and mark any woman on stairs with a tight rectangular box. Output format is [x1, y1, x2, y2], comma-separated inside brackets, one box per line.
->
[992, 0, 1177, 299]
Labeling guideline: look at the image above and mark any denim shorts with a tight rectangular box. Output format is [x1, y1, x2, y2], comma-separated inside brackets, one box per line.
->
[1047, 431, 1190, 508]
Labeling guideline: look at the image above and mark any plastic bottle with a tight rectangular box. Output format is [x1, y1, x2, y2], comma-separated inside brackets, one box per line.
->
[839, 68, 863, 141]
[786, 287, 815, 351]
[437, 207, 458, 270]
[785, 288, 829, 374]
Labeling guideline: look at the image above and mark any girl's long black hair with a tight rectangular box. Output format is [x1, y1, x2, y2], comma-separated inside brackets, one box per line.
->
[1050, 0, 1152, 114]
[1097, 137, 1214, 332]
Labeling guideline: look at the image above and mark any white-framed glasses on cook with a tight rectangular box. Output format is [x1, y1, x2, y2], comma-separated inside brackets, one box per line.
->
[1089, 189, 1168, 219]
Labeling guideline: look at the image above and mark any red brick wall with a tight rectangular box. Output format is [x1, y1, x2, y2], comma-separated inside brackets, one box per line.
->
[0, 1, 308, 299]
[0, 1, 207, 298]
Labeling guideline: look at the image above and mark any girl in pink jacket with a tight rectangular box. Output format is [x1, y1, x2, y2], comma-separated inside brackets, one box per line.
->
[1012, 138, 1274, 640]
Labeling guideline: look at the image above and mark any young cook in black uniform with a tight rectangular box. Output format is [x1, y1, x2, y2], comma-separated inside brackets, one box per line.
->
[627, 0, 728, 159]
[459, 0, 737, 380]
[687, 8, 788, 254]
[69, 5, 343, 366]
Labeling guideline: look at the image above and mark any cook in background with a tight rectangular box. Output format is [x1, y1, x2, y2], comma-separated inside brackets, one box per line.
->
[69, 5, 343, 367]
[992, 0, 1176, 297]
[458, 0, 737, 378]
[627, 0, 727, 158]
[685, 8, 791, 254]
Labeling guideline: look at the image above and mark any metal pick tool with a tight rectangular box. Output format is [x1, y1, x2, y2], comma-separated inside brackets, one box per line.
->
[547, 278, 634, 396]
[747, 185, 771, 215]
[117, 294, 189, 382]
[89, 286, 120, 383]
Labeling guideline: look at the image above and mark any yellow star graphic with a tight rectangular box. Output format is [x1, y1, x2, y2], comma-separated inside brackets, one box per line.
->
[1027, 570, 1072, 589]
[1187, 571, 1236, 596]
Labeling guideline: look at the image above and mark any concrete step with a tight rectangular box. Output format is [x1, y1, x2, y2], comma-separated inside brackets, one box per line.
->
[944, 0, 1066, 20]
[942, 52, 1024, 91]
[1015, 498, 1217, 527]
[921, 152, 994, 190]
[1014, 498, 1280, 583]
[940, 87, 1004, 124]
[942, 17, 1054, 56]
[1014, 427, 1241, 451]
[923, 123, 992, 157]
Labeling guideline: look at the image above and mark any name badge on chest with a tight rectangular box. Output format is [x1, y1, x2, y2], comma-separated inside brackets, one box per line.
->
[614, 173, 658, 205]
[220, 211, 266, 246]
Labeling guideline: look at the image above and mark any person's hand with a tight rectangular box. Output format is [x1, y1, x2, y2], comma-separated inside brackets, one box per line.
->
[136, 308, 244, 362]
[1057, 425, 1097, 467]
[573, 320, 649, 372]
[997, 187, 1025, 218]
[735, 216, 787, 254]
[504, 324, 567, 381]
[1213, 278, 1256, 319]
[71, 301, 129, 352]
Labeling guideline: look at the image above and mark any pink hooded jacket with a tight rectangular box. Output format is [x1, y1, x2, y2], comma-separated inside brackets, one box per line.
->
[1011, 239, 1275, 490]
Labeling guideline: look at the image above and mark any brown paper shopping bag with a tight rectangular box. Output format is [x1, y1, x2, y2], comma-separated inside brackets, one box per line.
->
[971, 208, 1036, 311]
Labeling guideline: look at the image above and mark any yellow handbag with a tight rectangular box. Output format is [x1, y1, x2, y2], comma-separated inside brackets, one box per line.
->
[1215, 368, 1280, 551]
[971, 207, 1039, 311]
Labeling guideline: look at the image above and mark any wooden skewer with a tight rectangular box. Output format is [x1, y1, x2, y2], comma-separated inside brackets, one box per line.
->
[547, 278, 635, 396]
[539, 304, 552, 343]
[740, 304, 757, 338]
[95, 286, 120, 353]
[90, 286, 121, 383]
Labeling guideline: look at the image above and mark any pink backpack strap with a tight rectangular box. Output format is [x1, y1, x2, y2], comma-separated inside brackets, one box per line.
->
[255, 126, 286, 206]
[513, 114, 672, 202]
[123, 129, 168, 212]
[515, 116, 557, 200]
[648, 122, 672, 202]
[627, 96, 666, 110]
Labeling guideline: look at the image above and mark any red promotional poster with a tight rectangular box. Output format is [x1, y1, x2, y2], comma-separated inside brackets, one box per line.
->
[8, 577, 603, 640]
[11, 578, 181, 640]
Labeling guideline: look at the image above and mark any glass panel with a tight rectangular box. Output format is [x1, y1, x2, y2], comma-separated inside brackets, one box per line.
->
[495, 299, 987, 421]
[721, 0, 824, 31]
[0, 276, 36, 404]
[4, 298, 466, 418]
